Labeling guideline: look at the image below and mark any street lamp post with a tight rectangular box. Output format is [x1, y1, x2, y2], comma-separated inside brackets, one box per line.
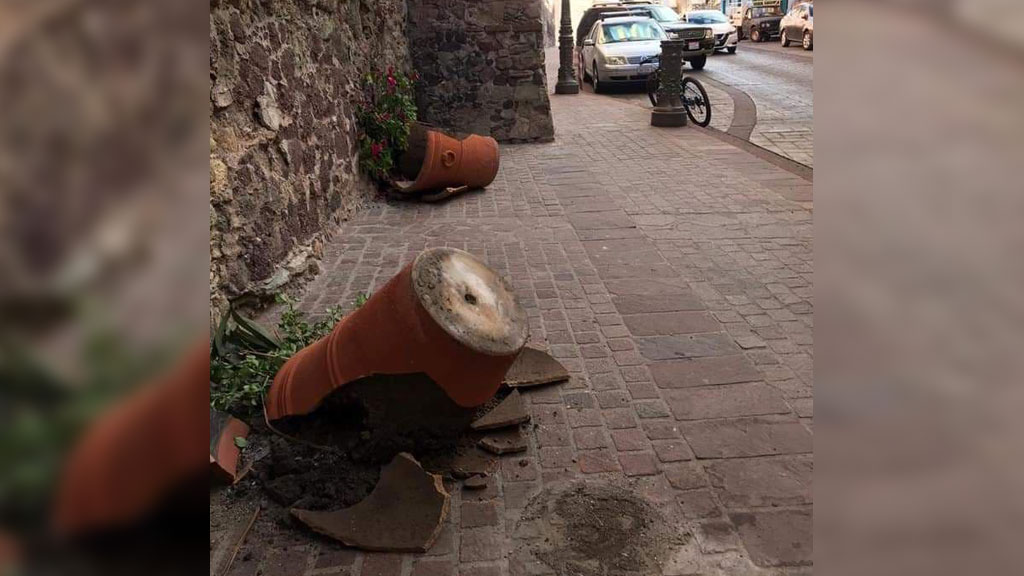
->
[650, 39, 687, 127]
[554, 0, 580, 95]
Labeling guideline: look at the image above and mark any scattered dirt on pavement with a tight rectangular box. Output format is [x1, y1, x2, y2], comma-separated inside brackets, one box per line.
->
[514, 481, 686, 576]
[211, 373, 516, 559]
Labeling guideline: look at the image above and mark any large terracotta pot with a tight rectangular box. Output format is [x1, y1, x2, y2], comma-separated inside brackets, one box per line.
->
[395, 129, 500, 194]
[265, 248, 528, 420]
[53, 339, 208, 535]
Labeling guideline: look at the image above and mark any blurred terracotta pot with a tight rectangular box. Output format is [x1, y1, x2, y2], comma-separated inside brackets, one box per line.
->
[395, 129, 500, 194]
[265, 248, 528, 420]
[53, 339, 208, 535]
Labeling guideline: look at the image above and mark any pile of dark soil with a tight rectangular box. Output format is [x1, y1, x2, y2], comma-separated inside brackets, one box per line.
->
[515, 481, 686, 576]
[234, 373, 509, 514]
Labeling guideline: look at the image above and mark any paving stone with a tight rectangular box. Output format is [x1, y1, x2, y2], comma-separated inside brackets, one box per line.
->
[650, 355, 762, 388]
[539, 446, 575, 469]
[676, 489, 722, 520]
[610, 428, 649, 452]
[663, 462, 708, 490]
[460, 527, 505, 562]
[611, 293, 706, 315]
[361, 553, 404, 576]
[262, 547, 310, 576]
[664, 382, 790, 421]
[410, 559, 454, 576]
[625, 381, 660, 399]
[459, 565, 503, 576]
[730, 509, 812, 567]
[314, 544, 357, 570]
[633, 401, 671, 419]
[578, 449, 620, 474]
[681, 417, 812, 459]
[618, 452, 660, 476]
[566, 408, 603, 428]
[572, 427, 610, 450]
[596, 390, 631, 409]
[706, 455, 812, 509]
[652, 440, 693, 462]
[622, 312, 721, 337]
[501, 457, 539, 482]
[637, 334, 742, 361]
[603, 407, 639, 429]
[642, 420, 681, 440]
[695, 520, 743, 554]
[461, 502, 499, 528]
[603, 277, 691, 297]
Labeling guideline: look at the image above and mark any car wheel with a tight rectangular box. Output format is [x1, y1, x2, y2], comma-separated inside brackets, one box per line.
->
[592, 63, 603, 93]
[727, 46, 737, 54]
[781, 30, 790, 47]
[803, 31, 813, 50]
[750, 28, 761, 42]
[689, 55, 707, 70]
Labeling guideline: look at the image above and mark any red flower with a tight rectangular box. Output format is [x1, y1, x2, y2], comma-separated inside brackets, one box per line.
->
[381, 112, 391, 121]
[370, 141, 384, 158]
[386, 75, 397, 92]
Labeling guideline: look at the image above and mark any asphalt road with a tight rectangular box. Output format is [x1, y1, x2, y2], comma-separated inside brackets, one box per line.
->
[590, 40, 814, 168]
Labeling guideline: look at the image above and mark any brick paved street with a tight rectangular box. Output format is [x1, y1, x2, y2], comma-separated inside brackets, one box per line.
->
[213, 57, 813, 576]
[700, 45, 813, 167]
[603, 42, 814, 168]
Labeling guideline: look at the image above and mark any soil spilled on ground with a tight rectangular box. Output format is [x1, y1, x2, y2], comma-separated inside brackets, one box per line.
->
[514, 481, 685, 576]
[213, 372, 511, 552]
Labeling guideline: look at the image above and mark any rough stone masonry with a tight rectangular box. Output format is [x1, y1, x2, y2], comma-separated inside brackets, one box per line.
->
[210, 0, 555, 315]
[407, 0, 555, 143]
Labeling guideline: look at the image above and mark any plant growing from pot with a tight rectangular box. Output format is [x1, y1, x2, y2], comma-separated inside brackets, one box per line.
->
[355, 68, 419, 182]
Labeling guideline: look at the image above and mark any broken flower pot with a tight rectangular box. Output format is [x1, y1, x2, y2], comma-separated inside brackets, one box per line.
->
[393, 127, 500, 195]
[265, 247, 529, 420]
[291, 452, 449, 552]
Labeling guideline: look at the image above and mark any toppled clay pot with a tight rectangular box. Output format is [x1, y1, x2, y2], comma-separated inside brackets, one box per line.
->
[395, 129, 500, 194]
[265, 247, 529, 420]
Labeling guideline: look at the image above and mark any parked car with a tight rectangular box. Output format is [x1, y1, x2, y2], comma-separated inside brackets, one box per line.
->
[576, 2, 714, 71]
[734, 2, 783, 42]
[780, 2, 813, 50]
[681, 10, 739, 54]
[579, 16, 667, 93]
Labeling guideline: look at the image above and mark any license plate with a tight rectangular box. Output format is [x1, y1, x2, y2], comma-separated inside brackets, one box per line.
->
[687, 41, 700, 50]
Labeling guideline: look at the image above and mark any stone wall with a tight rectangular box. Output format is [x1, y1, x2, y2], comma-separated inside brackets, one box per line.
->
[407, 0, 555, 143]
[209, 0, 411, 316]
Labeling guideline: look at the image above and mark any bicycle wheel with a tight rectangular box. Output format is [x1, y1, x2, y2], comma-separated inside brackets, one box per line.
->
[681, 77, 711, 127]
[647, 71, 659, 107]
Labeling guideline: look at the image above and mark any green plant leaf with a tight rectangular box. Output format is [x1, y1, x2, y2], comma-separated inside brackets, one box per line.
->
[230, 309, 280, 351]
[233, 436, 248, 449]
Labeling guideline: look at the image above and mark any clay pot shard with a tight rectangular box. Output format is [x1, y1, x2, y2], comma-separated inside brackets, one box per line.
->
[393, 129, 500, 194]
[471, 390, 530, 431]
[291, 453, 449, 552]
[265, 247, 529, 420]
[210, 408, 250, 484]
[503, 347, 570, 389]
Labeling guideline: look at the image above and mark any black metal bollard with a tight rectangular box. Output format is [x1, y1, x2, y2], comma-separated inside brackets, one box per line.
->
[651, 39, 687, 127]
[555, 0, 580, 95]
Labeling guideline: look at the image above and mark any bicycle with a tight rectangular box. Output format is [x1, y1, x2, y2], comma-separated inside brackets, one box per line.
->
[641, 56, 712, 127]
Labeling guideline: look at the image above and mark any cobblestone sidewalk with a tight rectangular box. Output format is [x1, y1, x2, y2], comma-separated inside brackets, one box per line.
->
[213, 78, 813, 576]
